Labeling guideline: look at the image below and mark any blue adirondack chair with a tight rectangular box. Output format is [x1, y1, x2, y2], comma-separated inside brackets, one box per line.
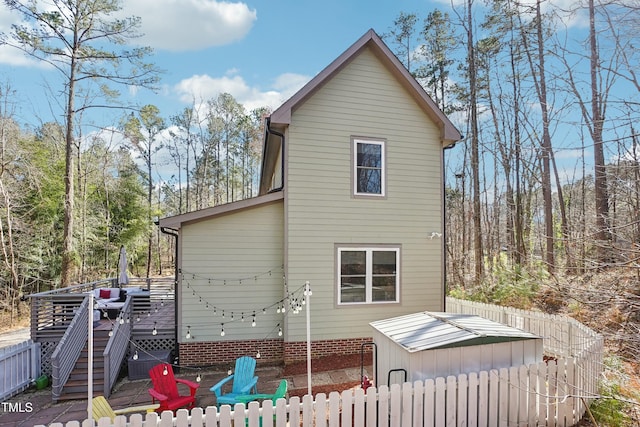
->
[210, 356, 259, 406]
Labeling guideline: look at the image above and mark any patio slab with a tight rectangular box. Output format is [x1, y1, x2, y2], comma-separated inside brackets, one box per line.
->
[0, 363, 370, 426]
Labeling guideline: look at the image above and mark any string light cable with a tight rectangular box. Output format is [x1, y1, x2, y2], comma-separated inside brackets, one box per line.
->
[92, 281, 311, 383]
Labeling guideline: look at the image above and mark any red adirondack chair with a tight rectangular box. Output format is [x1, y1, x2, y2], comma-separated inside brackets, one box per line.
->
[148, 363, 200, 412]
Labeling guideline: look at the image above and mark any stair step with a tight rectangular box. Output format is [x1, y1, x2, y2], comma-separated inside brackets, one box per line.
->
[56, 391, 104, 401]
[69, 371, 105, 380]
[64, 378, 104, 388]
[74, 361, 105, 369]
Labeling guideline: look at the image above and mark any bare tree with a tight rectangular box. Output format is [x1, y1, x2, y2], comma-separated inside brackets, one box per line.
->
[465, 0, 484, 283]
[3, 0, 159, 285]
[122, 105, 165, 278]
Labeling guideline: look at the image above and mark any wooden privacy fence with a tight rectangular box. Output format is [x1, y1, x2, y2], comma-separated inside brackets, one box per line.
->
[445, 298, 601, 360]
[38, 362, 597, 427]
[38, 299, 603, 427]
[0, 340, 40, 401]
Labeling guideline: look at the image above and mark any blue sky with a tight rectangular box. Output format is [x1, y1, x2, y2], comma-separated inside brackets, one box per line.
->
[0, 0, 453, 128]
[2, 0, 627, 190]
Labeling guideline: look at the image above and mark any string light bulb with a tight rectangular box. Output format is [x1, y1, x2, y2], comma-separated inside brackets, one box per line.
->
[196, 373, 202, 383]
[186, 326, 192, 340]
[133, 351, 138, 361]
[251, 313, 256, 327]
[220, 324, 225, 336]
[163, 365, 168, 376]
[256, 351, 261, 358]
[152, 322, 157, 336]
[278, 327, 283, 337]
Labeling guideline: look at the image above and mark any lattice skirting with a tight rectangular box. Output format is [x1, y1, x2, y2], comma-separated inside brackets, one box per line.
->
[38, 341, 58, 377]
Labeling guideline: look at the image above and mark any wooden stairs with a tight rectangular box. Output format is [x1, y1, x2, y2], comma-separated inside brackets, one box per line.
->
[56, 329, 111, 401]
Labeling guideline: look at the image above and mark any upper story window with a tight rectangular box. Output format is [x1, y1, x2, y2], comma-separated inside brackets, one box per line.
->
[353, 138, 386, 197]
[337, 246, 400, 305]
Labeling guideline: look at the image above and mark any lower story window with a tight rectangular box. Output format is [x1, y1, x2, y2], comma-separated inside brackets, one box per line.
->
[337, 246, 400, 304]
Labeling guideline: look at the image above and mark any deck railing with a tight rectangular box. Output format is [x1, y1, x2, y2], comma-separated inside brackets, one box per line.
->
[50, 297, 90, 401]
[28, 278, 176, 398]
[103, 296, 134, 397]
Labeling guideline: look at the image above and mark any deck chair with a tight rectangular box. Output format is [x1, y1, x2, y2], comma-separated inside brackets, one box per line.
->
[236, 380, 288, 426]
[210, 356, 259, 407]
[91, 396, 159, 422]
[236, 379, 288, 405]
[148, 363, 200, 412]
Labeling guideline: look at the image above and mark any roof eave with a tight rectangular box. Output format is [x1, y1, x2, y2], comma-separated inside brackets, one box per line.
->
[158, 191, 284, 230]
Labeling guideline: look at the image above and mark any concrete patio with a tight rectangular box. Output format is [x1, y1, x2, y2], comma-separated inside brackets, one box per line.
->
[0, 362, 370, 426]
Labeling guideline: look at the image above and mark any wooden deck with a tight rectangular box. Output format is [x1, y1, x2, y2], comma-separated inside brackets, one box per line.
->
[93, 300, 175, 332]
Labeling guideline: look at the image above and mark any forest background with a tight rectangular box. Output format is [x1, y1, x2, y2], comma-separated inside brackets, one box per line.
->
[0, 0, 639, 424]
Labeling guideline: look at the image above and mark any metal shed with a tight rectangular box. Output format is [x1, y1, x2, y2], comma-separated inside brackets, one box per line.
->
[370, 311, 543, 387]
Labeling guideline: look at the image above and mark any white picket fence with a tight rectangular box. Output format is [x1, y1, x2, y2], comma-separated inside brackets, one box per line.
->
[0, 339, 40, 401]
[38, 299, 603, 427]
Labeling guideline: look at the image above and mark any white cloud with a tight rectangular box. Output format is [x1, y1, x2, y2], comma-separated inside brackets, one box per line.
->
[123, 0, 257, 52]
[0, 7, 52, 67]
[174, 71, 310, 112]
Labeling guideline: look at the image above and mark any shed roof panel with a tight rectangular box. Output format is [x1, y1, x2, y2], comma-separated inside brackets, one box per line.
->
[370, 311, 540, 353]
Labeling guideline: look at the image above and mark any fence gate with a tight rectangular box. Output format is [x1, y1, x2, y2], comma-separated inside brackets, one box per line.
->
[0, 340, 41, 400]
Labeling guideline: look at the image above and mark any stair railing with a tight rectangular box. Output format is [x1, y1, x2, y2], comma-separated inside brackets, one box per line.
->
[102, 296, 133, 397]
[50, 296, 90, 401]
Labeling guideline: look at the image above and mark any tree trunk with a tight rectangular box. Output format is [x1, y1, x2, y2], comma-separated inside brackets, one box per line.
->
[467, 0, 484, 284]
[590, 0, 611, 255]
[61, 55, 77, 287]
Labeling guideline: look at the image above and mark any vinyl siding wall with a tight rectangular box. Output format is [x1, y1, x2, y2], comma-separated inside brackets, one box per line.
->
[284, 47, 444, 342]
[178, 200, 285, 343]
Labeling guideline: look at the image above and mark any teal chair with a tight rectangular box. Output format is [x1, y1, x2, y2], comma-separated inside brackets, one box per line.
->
[210, 356, 259, 407]
[236, 380, 288, 426]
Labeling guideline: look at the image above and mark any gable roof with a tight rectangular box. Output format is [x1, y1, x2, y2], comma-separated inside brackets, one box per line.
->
[269, 28, 461, 144]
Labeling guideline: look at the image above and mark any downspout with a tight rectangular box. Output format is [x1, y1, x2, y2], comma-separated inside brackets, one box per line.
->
[160, 226, 180, 366]
[265, 118, 287, 353]
[265, 117, 285, 193]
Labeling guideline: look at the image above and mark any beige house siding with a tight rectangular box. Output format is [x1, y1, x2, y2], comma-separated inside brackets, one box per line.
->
[284, 46, 444, 342]
[178, 199, 285, 343]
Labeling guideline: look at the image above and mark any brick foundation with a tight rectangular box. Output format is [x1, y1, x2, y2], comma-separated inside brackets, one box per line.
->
[283, 337, 374, 365]
[179, 338, 284, 367]
[178, 337, 374, 367]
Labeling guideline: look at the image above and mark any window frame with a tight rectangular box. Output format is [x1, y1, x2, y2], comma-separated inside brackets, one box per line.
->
[336, 245, 401, 306]
[351, 137, 386, 198]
